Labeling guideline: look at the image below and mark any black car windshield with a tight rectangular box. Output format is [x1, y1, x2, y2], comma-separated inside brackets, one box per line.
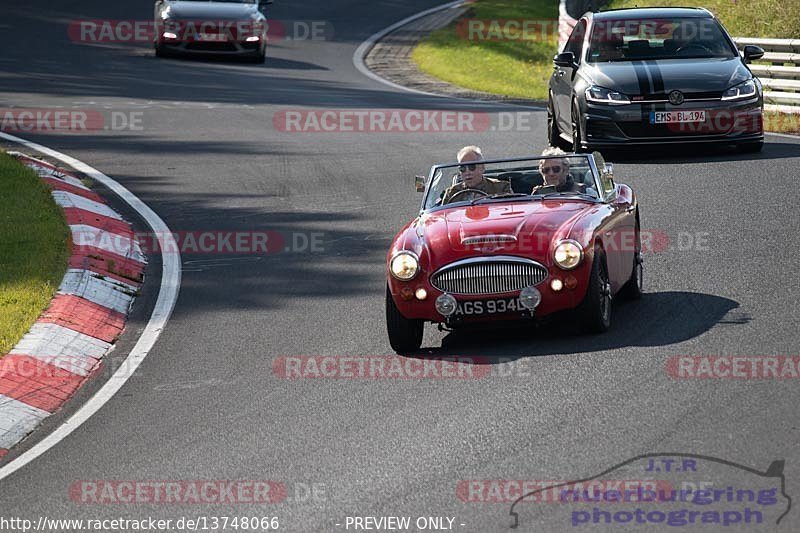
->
[423, 155, 600, 211]
[588, 17, 737, 62]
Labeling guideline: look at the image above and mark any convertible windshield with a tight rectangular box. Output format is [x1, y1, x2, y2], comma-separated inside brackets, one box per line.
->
[588, 17, 736, 62]
[422, 155, 601, 211]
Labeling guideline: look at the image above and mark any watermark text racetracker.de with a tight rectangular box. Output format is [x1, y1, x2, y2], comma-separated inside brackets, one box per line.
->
[0, 109, 143, 134]
[74, 230, 326, 255]
[667, 355, 800, 379]
[68, 19, 333, 42]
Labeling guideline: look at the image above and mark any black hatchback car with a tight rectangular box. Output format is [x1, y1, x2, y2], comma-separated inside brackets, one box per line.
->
[548, 7, 765, 153]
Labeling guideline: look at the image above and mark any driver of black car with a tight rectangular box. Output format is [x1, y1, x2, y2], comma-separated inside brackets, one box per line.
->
[532, 147, 585, 194]
[440, 146, 512, 204]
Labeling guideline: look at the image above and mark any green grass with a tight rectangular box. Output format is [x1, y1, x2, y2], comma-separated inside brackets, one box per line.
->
[607, 0, 800, 39]
[765, 111, 800, 134]
[0, 152, 70, 354]
[412, 0, 558, 100]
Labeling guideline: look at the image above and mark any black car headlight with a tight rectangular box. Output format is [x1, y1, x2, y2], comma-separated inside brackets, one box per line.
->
[585, 86, 631, 105]
[721, 79, 758, 101]
[389, 251, 420, 281]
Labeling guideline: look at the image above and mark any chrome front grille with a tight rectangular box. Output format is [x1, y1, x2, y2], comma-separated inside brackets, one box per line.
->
[430, 257, 548, 295]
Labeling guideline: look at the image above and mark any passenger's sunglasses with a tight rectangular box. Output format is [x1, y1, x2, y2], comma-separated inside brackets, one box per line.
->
[458, 164, 478, 172]
[541, 165, 563, 174]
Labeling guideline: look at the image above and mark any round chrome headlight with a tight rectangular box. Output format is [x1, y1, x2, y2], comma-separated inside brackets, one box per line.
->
[519, 286, 542, 310]
[389, 251, 420, 281]
[554, 240, 584, 270]
[435, 293, 458, 317]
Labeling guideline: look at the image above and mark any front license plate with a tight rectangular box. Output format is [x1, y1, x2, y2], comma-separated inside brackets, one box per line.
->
[650, 111, 706, 124]
[199, 33, 226, 42]
[454, 297, 524, 316]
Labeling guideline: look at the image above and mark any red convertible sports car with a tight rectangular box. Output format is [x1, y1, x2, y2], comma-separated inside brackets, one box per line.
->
[386, 152, 643, 353]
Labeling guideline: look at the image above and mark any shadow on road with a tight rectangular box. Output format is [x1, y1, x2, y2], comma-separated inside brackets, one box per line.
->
[409, 291, 740, 360]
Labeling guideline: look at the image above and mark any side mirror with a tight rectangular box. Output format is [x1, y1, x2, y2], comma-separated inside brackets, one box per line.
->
[743, 45, 764, 63]
[415, 175, 426, 192]
[553, 51, 576, 68]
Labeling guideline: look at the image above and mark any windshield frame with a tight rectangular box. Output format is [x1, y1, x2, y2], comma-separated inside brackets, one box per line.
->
[419, 154, 604, 214]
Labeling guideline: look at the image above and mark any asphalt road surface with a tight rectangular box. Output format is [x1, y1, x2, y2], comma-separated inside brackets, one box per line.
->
[1, 1, 800, 531]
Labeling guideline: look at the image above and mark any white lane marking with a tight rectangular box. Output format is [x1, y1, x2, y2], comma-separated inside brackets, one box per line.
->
[766, 132, 800, 140]
[352, 0, 545, 111]
[0, 398, 50, 450]
[70, 224, 146, 263]
[52, 190, 123, 220]
[0, 131, 181, 479]
[58, 269, 136, 315]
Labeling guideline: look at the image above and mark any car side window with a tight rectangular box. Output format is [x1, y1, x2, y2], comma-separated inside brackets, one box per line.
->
[564, 19, 588, 64]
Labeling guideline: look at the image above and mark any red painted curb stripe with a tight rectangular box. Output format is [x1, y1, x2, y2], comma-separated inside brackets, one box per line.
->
[39, 294, 126, 343]
[64, 208, 135, 238]
[14, 154, 80, 179]
[70, 249, 145, 285]
[0, 449, 7, 458]
[0, 355, 88, 413]
[42, 177, 103, 203]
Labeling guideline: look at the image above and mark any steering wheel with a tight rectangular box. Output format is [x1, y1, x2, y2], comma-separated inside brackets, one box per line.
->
[675, 43, 715, 56]
[446, 188, 490, 204]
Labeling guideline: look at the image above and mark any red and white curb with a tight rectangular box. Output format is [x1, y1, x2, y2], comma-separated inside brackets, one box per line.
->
[0, 153, 146, 457]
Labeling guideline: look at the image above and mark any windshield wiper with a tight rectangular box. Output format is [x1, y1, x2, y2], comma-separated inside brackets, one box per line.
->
[470, 193, 530, 205]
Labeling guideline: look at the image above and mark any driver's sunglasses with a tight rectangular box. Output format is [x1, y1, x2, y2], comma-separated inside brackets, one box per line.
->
[541, 165, 562, 174]
[458, 164, 478, 172]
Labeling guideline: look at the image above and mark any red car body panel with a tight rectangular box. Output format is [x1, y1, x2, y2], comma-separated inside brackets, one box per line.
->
[387, 183, 638, 323]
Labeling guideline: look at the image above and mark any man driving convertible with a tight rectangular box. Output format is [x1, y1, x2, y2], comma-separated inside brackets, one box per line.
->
[440, 145, 512, 204]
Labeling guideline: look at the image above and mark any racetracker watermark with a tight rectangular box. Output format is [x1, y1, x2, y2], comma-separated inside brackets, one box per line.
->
[273, 109, 492, 134]
[68, 19, 333, 42]
[667, 356, 800, 379]
[456, 19, 559, 41]
[73, 230, 325, 255]
[0, 109, 143, 134]
[665, 110, 763, 135]
[69, 481, 287, 504]
[273, 356, 492, 379]
[457, 480, 672, 503]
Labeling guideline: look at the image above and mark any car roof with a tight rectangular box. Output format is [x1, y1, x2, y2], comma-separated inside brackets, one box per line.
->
[589, 7, 714, 21]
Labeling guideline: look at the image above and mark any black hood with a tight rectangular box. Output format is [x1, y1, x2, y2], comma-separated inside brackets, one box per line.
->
[584, 57, 751, 96]
[165, 1, 260, 21]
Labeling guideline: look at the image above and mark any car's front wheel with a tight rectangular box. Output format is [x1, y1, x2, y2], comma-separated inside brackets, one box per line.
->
[547, 94, 563, 149]
[571, 101, 585, 153]
[579, 246, 612, 333]
[386, 286, 424, 353]
[619, 219, 643, 300]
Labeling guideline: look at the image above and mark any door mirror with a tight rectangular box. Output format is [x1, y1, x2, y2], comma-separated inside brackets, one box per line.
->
[743, 45, 764, 62]
[553, 51, 576, 68]
[415, 175, 426, 192]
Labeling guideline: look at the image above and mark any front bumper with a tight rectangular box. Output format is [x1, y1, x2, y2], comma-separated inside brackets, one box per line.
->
[388, 262, 592, 324]
[581, 98, 763, 149]
[157, 38, 264, 56]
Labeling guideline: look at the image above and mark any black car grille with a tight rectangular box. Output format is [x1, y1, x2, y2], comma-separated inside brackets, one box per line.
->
[185, 42, 238, 52]
[431, 259, 548, 295]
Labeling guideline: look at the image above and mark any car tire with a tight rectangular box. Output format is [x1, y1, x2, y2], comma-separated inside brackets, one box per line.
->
[547, 95, 563, 149]
[579, 246, 612, 333]
[155, 45, 167, 58]
[737, 141, 763, 154]
[386, 285, 424, 353]
[571, 101, 585, 153]
[619, 218, 643, 300]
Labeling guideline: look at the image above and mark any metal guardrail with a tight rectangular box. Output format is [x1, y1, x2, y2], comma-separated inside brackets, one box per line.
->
[734, 37, 800, 109]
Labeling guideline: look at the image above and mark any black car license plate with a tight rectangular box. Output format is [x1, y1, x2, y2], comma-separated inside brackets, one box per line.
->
[454, 297, 524, 316]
